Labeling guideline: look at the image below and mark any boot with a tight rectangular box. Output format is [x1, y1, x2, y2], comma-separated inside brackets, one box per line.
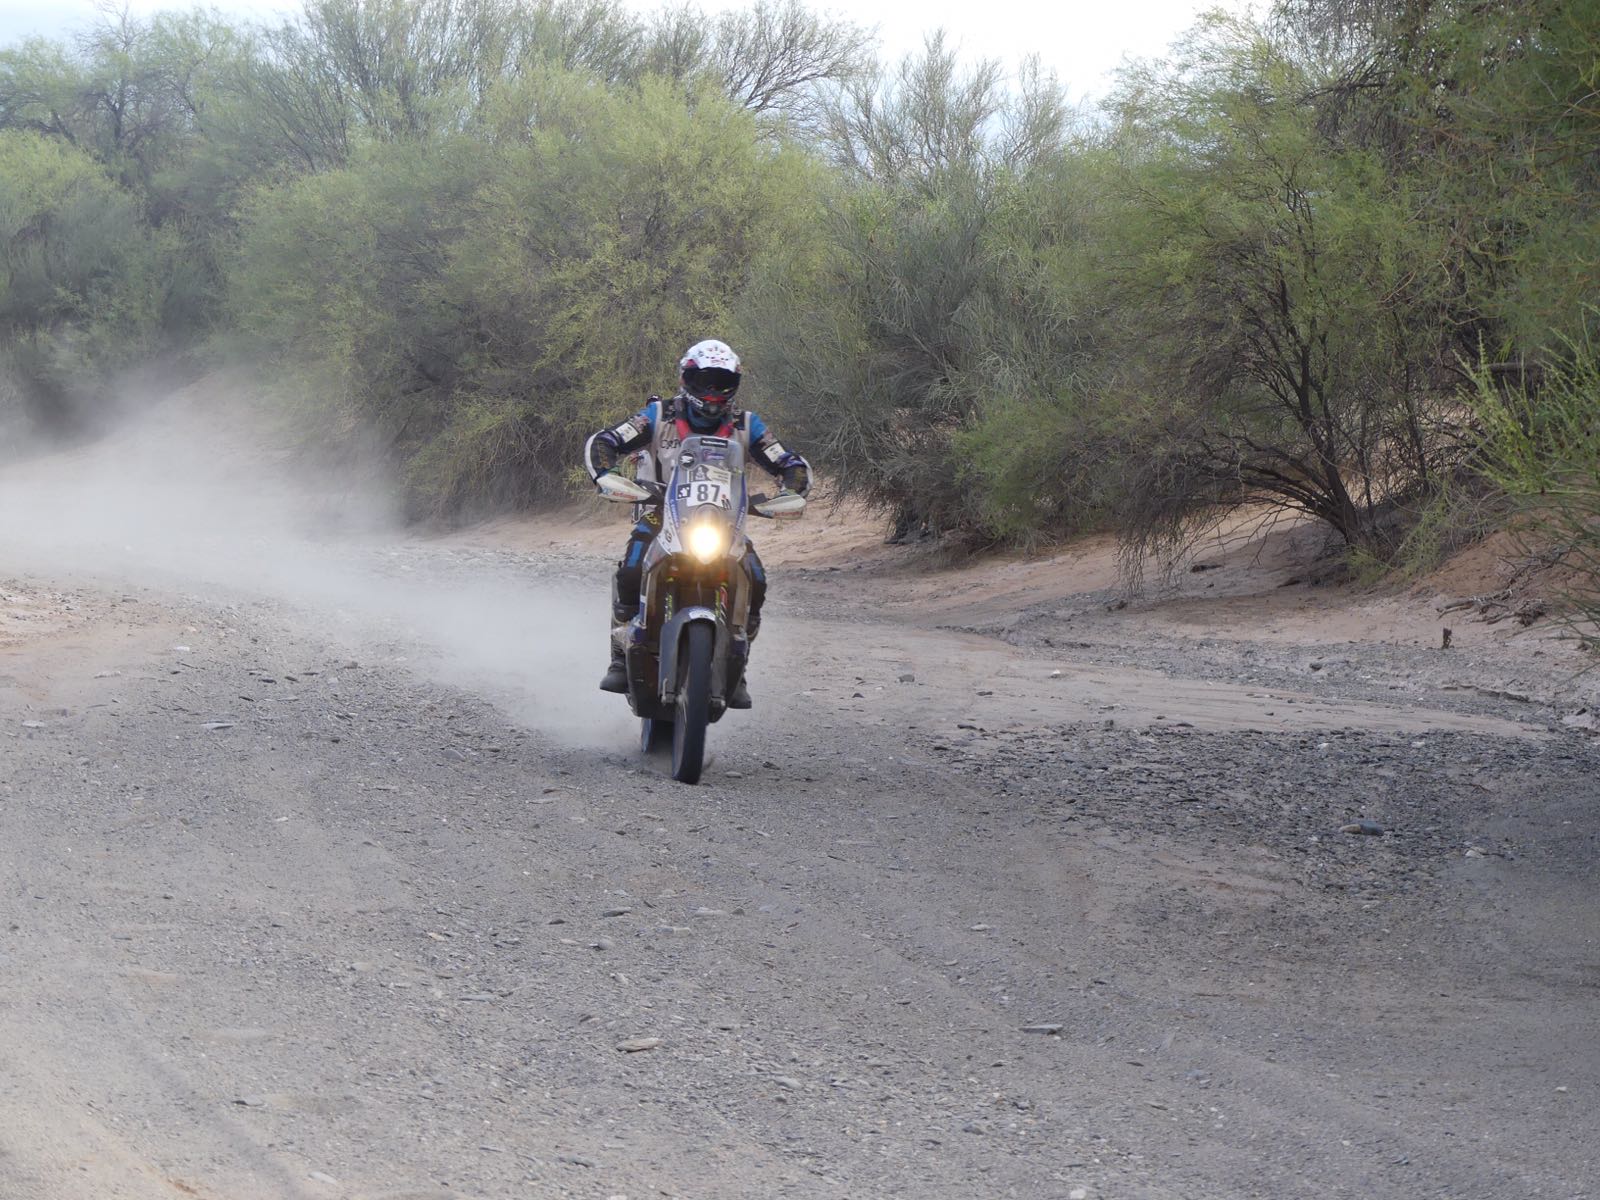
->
[599, 645, 628, 693]
[727, 613, 758, 709]
[599, 615, 630, 693]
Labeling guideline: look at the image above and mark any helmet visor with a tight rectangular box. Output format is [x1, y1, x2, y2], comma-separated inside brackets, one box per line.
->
[683, 366, 740, 401]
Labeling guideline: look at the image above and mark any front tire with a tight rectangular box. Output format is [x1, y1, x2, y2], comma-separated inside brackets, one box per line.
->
[671, 623, 713, 784]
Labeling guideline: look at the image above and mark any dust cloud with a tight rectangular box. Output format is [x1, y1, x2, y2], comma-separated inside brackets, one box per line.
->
[0, 376, 632, 746]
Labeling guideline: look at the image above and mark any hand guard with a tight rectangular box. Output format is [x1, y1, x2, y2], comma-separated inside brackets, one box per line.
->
[597, 473, 652, 503]
[753, 492, 807, 519]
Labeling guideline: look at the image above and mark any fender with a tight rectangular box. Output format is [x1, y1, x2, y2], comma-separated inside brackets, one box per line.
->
[657, 606, 728, 708]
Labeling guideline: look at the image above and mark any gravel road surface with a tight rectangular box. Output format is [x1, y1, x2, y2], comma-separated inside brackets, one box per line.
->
[2, 526, 1598, 1200]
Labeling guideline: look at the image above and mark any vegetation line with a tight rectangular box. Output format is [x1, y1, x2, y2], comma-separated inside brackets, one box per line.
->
[0, 0, 1595, 631]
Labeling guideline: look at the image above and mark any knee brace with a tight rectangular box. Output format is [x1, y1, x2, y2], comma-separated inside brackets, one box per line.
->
[615, 525, 654, 618]
[745, 548, 767, 620]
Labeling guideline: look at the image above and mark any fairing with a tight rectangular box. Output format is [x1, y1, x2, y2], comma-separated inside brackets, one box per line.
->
[627, 435, 756, 722]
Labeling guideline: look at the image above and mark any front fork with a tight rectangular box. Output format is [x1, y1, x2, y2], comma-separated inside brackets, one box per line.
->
[656, 607, 730, 713]
[708, 583, 751, 699]
[630, 573, 750, 713]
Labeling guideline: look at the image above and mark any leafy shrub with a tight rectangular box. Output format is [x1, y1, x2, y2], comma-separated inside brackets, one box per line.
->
[229, 72, 822, 516]
[0, 130, 169, 434]
[1475, 343, 1600, 645]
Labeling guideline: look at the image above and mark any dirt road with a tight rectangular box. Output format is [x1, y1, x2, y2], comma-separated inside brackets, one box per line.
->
[3, 451, 1599, 1198]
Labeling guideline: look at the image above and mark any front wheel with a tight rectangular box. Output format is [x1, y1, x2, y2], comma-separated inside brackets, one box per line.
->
[671, 623, 713, 784]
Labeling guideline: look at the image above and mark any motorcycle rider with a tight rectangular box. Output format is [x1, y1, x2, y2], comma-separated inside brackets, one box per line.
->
[584, 339, 811, 703]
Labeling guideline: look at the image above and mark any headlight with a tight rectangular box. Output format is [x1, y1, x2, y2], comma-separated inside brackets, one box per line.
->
[687, 522, 727, 563]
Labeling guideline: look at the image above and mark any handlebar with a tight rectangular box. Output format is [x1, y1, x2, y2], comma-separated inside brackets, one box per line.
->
[600, 473, 804, 519]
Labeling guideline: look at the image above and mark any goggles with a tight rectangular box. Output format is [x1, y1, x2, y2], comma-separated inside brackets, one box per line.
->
[683, 366, 740, 399]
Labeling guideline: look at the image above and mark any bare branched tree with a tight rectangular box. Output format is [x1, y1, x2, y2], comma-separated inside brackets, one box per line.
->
[0, 4, 242, 187]
[641, 0, 870, 127]
[821, 33, 1002, 182]
[708, 0, 870, 116]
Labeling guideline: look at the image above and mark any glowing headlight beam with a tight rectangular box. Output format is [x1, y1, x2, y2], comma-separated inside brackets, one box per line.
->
[687, 523, 727, 563]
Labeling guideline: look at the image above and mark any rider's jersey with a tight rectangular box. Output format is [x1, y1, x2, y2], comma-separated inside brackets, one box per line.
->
[584, 393, 811, 495]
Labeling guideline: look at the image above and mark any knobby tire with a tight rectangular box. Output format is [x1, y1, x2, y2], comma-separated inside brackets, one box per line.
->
[671, 623, 713, 784]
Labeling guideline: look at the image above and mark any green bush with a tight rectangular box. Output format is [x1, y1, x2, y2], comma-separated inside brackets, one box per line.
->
[228, 71, 823, 516]
[4, 0, 1598, 569]
[0, 130, 169, 433]
[737, 40, 1095, 542]
[1475, 343, 1600, 645]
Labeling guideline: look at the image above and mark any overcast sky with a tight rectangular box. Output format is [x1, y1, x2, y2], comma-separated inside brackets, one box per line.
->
[0, 0, 1257, 102]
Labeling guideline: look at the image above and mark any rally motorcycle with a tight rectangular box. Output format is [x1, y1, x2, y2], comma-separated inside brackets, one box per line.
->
[597, 434, 804, 784]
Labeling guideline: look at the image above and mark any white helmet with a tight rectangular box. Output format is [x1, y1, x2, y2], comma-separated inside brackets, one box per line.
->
[679, 339, 742, 423]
